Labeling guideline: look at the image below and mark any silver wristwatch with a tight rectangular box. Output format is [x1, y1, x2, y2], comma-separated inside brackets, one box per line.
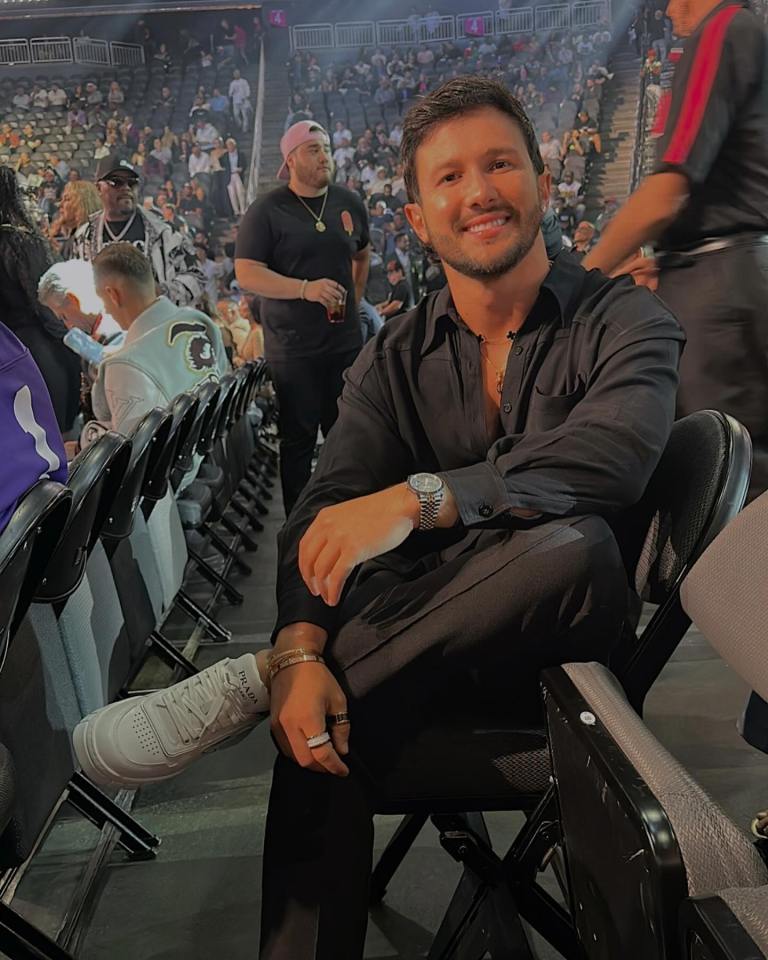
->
[407, 473, 445, 531]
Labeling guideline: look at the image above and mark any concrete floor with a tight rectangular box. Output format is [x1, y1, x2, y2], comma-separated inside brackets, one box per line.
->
[9, 487, 768, 960]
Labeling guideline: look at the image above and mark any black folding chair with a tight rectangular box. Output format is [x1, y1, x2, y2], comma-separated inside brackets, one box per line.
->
[680, 891, 768, 959]
[370, 411, 752, 959]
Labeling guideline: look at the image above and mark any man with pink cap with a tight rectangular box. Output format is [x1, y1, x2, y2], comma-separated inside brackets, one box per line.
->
[235, 120, 371, 513]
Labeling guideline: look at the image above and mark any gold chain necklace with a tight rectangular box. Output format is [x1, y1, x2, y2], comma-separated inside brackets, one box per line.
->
[292, 188, 329, 232]
[479, 332, 516, 395]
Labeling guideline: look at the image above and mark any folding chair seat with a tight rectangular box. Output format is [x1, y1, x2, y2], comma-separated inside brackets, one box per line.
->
[369, 411, 752, 959]
[681, 887, 768, 958]
[542, 486, 768, 960]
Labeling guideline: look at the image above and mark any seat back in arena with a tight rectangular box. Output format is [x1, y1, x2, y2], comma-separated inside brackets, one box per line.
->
[168, 381, 217, 492]
[610, 411, 752, 711]
[1, 481, 71, 644]
[543, 661, 768, 960]
[680, 890, 768, 959]
[198, 376, 233, 456]
[33, 433, 131, 604]
[143, 392, 198, 505]
[101, 408, 172, 543]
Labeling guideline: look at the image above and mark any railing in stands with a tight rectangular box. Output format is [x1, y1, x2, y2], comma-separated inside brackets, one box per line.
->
[0, 39, 32, 64]
[30, 37, 72, 63]
[73, 37, 110, 65]
[290, 4, 611, 51]
[246, 37, 266, 206]
[110, 41, 145, 66]
[0, 35, 143, 66]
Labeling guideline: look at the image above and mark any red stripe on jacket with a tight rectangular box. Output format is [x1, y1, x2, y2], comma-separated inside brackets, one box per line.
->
[662, 5, 741, 164]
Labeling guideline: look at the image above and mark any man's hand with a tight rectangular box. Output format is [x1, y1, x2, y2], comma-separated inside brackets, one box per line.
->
[270, 658, 350, 776]
[305, 278, 346, 310]
[299, 484, 419, 607]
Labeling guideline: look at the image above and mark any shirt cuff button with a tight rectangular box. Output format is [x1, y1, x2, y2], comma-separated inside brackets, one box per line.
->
[479, 503, 493, 518]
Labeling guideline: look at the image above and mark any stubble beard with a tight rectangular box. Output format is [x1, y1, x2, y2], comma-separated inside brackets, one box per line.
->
[425, 204, 543, 280]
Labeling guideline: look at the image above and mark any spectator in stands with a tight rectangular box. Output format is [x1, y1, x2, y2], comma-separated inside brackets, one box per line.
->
[224, 137, 247, 216]
[193, 117, 219, 151]
[131, 142, 147, 170]
[38, 259, 121, 355]
[571, 220, 597, 260]
[47, 180, 101, 258]
[147, 138, 171, 178]
[153, 42, 173, 73]
[0, 320, 68, 533]
[538, 130, 562, 179]
[216, 298, 250, 353]
[332, 120, 352, 149]
[234, 120, 371, 513]
[209, 87, 230, 130]
[47, 83, 68, 110]
[85, 82, 103, 109]
[189, 144, 211, 178]
[0, 166, 80, 433]
[374, 259, 410, 319]
[72, 156, 203, 307]
[558, 169, 586, 223]
[229, 69, 252, 132]
[195, 244, 219, 302]
[21, 124, 42, 154]
[160, 125, 178, 156]
[79, 243, 227, 444]
[12, 88, 30, 111]
[31, 85, 48, 110]
[107, 81, 125, 111]
[120, 115, 140, 151]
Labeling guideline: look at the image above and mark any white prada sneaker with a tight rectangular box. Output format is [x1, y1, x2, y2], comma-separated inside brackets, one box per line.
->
[73, 654, 269, 787]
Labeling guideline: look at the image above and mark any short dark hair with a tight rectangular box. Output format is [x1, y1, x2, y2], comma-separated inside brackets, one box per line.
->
[401, 76, 544, 202]
[92, 241, 154, 289]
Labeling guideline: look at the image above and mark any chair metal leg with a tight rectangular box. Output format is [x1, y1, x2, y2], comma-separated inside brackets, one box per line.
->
[176, 589, 233, 643]
[187, 548, 244, 604]
[370, 812, 429, 904]
[66, 773, 159, 859]
[229, 499, 265, 533]
[148, 631, 198, 676]
[201, 523, 252, 576]
[0, 901, 76, 960]
[219, 514, 259, 552]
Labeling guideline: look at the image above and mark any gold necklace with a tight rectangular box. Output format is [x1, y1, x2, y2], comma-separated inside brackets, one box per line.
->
[292, 188, 329, 232]
[479, 332, 516, 395]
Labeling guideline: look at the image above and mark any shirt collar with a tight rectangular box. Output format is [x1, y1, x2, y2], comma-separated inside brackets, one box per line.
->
[125, 295, 177, 343]
[421, 252, 583, 357]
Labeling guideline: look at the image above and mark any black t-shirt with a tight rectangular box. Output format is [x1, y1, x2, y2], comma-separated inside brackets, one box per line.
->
[386, 279, 410, 313]
[236, 184, 369, 359]
[654, 1, 768, 249]
[104, 214, 146, 250]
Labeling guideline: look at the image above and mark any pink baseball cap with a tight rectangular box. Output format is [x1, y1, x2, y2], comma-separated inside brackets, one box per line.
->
[277, 120, 329, 180]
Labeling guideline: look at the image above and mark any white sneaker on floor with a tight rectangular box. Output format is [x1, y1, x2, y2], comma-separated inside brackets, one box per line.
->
[73, 654, 269, 788]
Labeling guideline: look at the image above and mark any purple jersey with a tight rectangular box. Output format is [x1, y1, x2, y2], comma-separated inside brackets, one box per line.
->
[0, 321, 67, 532]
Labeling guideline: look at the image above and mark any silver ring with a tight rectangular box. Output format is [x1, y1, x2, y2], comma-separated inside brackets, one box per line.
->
[306, 732, 331, 749]
[327, 712, 350, 726]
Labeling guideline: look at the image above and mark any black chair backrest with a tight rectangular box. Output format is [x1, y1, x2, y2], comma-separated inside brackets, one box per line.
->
[101, 408, 172, 542]
[543, 665, 689, 960]
[0, 481, 71, 646]
[680, 895, 767, 959]
[213, 374, 239, 440]
[610, 411, 751, 710]
[145, 392, 198, 503]
[168, 381, 218, 490]
[194, 379, 224, 457]
[228, 366, 251, 426]
[34, 433, 131, 604]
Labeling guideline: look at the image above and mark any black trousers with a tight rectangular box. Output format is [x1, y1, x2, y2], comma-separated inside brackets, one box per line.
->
[657, 240, 768, 503]
[260, 516, 629, 959]
[268, 349, 359, 515]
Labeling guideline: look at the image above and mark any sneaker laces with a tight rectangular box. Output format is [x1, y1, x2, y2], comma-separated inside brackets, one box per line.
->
[156, 661, 244, 746]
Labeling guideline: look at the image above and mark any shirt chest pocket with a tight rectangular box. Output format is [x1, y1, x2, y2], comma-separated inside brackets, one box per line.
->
[525, 377, 585, 433]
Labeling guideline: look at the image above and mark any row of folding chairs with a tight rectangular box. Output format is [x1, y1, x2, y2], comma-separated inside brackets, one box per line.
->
[0, 360, 275, 959]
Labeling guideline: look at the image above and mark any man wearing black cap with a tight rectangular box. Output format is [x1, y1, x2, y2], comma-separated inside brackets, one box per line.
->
[72, 156, 204, 307]
[375, 259, 410, 319]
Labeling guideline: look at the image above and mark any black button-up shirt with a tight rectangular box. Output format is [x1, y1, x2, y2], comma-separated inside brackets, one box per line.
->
[276, 253, 685, 637]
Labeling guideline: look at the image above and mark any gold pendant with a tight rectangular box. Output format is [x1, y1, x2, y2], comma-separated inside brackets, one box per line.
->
[315, 221, 326, 232]
[496, 372, 504, 395]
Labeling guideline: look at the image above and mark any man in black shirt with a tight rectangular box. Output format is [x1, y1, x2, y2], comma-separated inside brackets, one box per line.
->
[585, 0, 768, 503]
[235, 120, 371, 513]
[70, 79, 684, 959]
[374, 259, 410, 319]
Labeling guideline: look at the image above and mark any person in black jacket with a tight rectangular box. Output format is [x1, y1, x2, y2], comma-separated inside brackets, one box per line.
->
[0, 166, 80, 433]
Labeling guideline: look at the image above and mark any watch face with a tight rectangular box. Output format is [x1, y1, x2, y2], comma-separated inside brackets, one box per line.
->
[409, 472, 443, 495]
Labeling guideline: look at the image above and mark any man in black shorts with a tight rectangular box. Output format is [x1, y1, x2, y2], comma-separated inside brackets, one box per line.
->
[585, 0, 768, 504]
[235, 121, 371, 513]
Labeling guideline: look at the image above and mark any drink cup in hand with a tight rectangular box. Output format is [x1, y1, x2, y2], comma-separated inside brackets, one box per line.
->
[326, 286, 347, 324]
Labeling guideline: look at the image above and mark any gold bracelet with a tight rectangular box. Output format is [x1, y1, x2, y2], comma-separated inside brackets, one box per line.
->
[299, 278, 308, 300]
[266, 649, 325, 689]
